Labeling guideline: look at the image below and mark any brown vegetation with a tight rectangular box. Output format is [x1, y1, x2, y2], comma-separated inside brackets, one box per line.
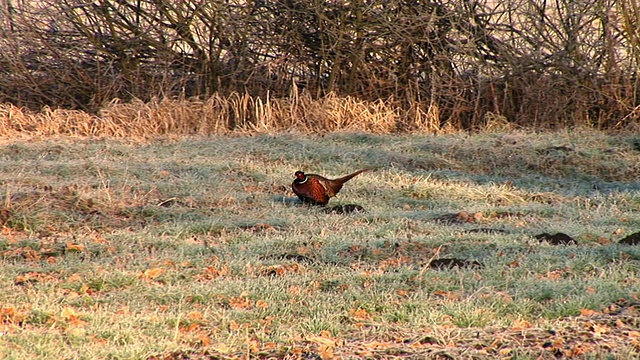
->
[0, 0, 639, 132]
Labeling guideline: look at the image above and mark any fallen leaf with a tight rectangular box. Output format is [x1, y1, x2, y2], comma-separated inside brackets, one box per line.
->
[197, 265, 229, 280]
[181, 323, 200, 333]
[538, 269, 564, 280]
[307, 334, 336, 347]
[213, 343, 231, 354]
[67, 273, 82, 282]
[187, 311, 203, 321]
[319, 344, 334, 359]
[65, 242, 85, 252]
[61, 307, 85, 327]
[248, 338, 260, 353]
[0, 307, 28, 324]
[229, 296, 252, 310]
[195, 331, 211, 346]
[580, 308, 599, 316]
[433, 290, 459, 300]
[512, 319, 532, 330]
[142, 267, 165, 279]
[350, 308, 373, 320]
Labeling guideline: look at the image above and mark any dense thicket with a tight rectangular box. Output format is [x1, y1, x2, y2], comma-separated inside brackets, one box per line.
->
[0, 0, 639, 131]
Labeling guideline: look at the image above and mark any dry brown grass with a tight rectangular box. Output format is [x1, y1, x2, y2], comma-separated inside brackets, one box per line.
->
[0, 92, 426, 139]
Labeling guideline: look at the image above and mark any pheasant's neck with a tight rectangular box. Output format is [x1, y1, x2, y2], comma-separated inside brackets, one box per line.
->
[297, 178, 308, 184]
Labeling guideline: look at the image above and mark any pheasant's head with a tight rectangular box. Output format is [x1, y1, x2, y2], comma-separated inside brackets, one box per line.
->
[294, 171, 307, 183]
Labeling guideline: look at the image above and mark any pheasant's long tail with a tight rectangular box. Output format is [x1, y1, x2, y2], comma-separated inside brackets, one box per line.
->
[333, 169, 369, 184]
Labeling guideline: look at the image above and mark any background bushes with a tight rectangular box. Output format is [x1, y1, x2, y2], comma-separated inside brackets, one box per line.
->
[0, 0, 639, 131]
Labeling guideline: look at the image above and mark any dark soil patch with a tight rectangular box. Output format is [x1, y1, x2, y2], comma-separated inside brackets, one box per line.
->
[535, 232, 577, 245]
[618, 231, 640, 245]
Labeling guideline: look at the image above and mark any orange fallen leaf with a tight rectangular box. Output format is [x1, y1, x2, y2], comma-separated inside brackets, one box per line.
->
[307, 334, 336, 347]
[364, 340, 394, 349]
[0, 307, 28, 324]
[597, 237, 611, 245]
[229, 296, 252, 310]
[116, 306, 131, 315]
[248, 338, 260, 353]
[260, 316, 274, 327]
[580, 308, 599, 316]
[350, 307, 373, 320]
[319, 344, 334, 359]
[355, 349, 374, 357]
[187, 311, 203, 321]
[213, 343, 231, 354]
[13, 276, 28, 286]
[67, 273, 82, 282]
[591, 323, 609, 336]
[568, 344, 594, 356]
[65, 242, 84, 252]
[61, 307, 86, 327]
[91, 233, 109, 244]
[433, 290, 459, 300]
[142, 267, 165, 279]
[512, 319, 532, 330]
[538, 269, 563, 280]
[181, 323, 200, 333]
[259, 263, 303, 276]
[61, 307, 79, 320]
[197, 265, 230, 280]
[195, 331, 211, 346]
[161, 259, 176, 268]
[263, 342, 277, 350]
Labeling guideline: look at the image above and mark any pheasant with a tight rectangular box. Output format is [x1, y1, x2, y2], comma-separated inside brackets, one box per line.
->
[292, 169, 368, 205]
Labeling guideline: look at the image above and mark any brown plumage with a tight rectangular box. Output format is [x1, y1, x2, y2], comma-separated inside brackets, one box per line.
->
[292, 169, 368, 205]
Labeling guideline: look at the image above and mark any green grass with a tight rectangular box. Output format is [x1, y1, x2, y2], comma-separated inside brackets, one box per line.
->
[1, 130, 640, 359]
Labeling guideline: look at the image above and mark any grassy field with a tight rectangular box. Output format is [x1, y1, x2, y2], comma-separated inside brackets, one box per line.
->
[1, 130, 640, 359]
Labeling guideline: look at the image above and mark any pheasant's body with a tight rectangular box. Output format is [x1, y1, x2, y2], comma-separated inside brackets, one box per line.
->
[292, 169, 368, 205]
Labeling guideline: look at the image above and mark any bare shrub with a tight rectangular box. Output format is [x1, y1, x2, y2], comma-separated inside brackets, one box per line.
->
[0, 0, 638, 132]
